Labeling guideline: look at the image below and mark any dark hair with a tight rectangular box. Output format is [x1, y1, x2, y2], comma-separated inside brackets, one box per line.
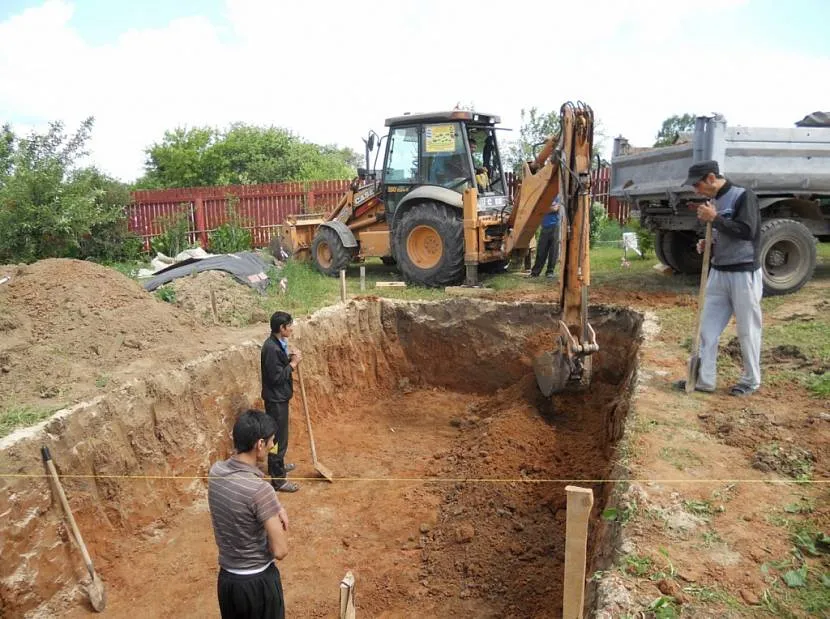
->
[270, 311, 292, 334]
[233, 409, 277, 453]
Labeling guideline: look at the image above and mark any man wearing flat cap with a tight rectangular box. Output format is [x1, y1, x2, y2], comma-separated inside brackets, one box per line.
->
[674, 160, 763, 396]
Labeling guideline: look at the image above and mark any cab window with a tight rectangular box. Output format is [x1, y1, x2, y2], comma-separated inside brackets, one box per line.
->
[385, 127, 419, 183]
[422, 122, 470, 188]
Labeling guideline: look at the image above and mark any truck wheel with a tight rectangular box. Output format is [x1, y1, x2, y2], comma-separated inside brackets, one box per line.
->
[311, 227, 354, 276]
[659, 231, 680, 271]
[665, 230, 703, 274]
[760, 218, 816, 296]
[654, 231, 669, 267]
[392, 202, 463, 287]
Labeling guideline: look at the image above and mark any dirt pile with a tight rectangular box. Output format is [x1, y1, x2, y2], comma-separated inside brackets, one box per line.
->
[166, 270, 269, 327]
[0, 259, 207, 409]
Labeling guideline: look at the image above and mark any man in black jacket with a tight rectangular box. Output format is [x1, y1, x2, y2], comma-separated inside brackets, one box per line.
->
[261, 311, 302, 492]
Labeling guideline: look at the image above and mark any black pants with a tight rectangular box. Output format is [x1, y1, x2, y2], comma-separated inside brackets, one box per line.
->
[265, 400, 290, 485]
[531, 224, 560, 276]
[218, 564, 284, 619]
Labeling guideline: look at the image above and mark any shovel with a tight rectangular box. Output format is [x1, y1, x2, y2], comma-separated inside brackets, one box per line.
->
[297, 365, 334, 482]
[41, 447, 107, 612]
[686, 221, 713, 393]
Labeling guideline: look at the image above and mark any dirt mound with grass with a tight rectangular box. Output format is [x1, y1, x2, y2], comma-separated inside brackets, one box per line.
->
[165, 270, 270, 327]
[0, 259, 208, 411]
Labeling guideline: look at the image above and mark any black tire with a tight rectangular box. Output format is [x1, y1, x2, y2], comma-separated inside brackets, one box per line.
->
[391, 202, 464, 287]
[659, 231, 680, 272]
[759, 218, 817, 296]
[310, 227, 354, 276]
[664, 230, 703, 274]
[654, 230, 669, 267]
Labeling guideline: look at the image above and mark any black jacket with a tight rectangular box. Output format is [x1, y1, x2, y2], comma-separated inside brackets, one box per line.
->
[261, 335, 293, 403]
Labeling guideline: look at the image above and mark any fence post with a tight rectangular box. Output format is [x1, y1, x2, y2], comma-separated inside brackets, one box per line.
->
[194, 196, 208, 248]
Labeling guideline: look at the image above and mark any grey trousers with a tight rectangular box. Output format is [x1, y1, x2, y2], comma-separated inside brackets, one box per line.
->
[696, 268, 763, 391]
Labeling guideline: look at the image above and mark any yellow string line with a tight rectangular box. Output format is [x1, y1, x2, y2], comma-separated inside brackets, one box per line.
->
[2, 473, 827, 484]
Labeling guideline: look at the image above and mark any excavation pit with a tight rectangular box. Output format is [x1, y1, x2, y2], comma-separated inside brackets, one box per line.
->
[0, 298, 642, 618]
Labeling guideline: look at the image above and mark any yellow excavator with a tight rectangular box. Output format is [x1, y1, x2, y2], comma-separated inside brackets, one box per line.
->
[283, 102, 597, 395]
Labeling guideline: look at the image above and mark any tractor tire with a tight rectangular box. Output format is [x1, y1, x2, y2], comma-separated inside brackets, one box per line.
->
[759, 218, 816, 296]
[654, 230, 669, 267]
[392, 202, 464, 287]
[310, 227, 354, 277]
[664, 230, 703, 274]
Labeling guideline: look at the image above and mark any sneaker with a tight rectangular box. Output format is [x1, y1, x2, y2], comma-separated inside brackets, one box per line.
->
[729, 384, 757, 397]
[529, 273, 540, 278]
[276, 481, 300, 493]
[284, 463, 296, 473]
[545, 272, 556, 279]
[672, 379, 714, 393]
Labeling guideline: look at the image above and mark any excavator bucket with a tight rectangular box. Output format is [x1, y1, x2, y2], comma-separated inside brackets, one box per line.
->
[533, 349, 573, 397]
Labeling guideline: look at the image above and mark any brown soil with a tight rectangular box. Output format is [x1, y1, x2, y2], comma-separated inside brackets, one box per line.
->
[2, 258, 829, 618]
[166, 270, 270, 327]
[0, 259, 211, 408]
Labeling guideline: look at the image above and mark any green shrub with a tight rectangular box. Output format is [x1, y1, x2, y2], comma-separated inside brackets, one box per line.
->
[589, 201, 608, 248]
[209, 196, 253, 253]
[150, 205, 193, 256]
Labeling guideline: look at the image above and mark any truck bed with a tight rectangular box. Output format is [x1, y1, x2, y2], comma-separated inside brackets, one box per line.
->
[610, 115, 830, 202]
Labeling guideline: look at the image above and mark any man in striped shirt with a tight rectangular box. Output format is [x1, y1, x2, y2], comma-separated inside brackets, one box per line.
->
[208, 410, 290, 618]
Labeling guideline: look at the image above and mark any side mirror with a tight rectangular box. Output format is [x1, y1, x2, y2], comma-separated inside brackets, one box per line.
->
[367, 134, 375, 151]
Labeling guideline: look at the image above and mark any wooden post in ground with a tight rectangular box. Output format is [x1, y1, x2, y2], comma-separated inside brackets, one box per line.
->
[359, 265, 366, 291]
[563, 485, 594, 618]
[209, 287, 218, 324]
[339, 571, 355, 619]
[339, 269, 347, 302]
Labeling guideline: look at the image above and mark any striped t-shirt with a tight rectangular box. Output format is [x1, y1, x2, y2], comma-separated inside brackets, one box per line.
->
[208, 457, 282, 572]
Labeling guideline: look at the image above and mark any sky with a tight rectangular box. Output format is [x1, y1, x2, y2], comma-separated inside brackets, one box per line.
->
[1, 0, 828, 183]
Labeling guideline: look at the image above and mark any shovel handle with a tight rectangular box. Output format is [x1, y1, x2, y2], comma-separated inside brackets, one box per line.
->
[691, 221, 713, 353]
[42, 446, 96, 578]
[297, 365, 318, 464]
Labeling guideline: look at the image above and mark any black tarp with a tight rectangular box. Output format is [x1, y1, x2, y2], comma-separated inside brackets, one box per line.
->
[142, 252, 272, 292]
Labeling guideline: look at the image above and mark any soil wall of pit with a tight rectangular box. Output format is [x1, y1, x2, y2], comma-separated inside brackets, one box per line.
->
[0, 298, 641, 617]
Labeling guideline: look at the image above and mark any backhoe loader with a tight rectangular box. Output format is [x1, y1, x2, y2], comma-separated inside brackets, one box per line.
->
[283, 102, 597, 394]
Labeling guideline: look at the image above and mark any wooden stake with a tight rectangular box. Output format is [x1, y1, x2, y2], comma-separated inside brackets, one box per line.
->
[359, 265, 366, 291]
[563, 486, 594, 618]
[339, 269, 347, 302]
[210, 287, 219, 324]
[339, 571, 356, 619]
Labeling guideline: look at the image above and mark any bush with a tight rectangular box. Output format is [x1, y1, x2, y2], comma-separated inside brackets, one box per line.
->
[0, 119, 140, 264]
[150, 205, 194, 256]
[209, 197, 253, 253]
[589, 201, 608, 248]
[625, 218, 655, 259]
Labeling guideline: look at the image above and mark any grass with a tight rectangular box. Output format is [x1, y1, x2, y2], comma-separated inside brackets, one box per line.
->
[0, 404, 59, 438]
[659, 446, 703, 470]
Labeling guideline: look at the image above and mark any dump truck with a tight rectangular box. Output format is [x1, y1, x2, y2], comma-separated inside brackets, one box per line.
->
[609, 113, 830, 295]
[283, 103, 599, 394]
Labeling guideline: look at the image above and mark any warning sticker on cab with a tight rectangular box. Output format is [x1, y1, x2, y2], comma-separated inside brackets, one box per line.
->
[424, 124, 457, 153]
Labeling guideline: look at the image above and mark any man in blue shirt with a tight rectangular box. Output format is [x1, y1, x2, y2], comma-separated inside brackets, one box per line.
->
[530, 195, 561, 278]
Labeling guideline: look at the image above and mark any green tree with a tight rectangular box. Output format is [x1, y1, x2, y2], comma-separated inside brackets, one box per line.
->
[0, 118, 139, 263]
[137, 123, 360, 188]
[503, 107, 561, 173]
[654, 113, 696, 147]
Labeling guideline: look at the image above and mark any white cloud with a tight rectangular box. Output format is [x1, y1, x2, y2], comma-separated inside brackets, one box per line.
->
[1, 0, 827, 182]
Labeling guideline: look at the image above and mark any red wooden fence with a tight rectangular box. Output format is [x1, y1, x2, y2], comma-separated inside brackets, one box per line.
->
[128, 169, 623, 251]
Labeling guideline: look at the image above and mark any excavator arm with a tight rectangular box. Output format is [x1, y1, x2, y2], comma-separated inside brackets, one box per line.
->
[504, 102, 598, 395]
